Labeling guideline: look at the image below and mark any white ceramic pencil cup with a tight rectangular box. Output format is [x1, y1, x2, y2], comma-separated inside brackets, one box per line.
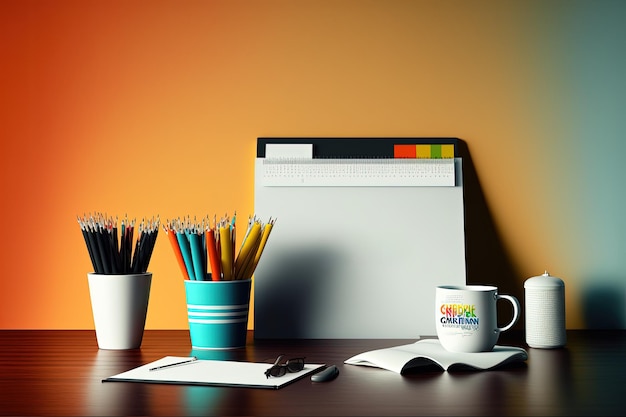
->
[87, 272, 152, 350]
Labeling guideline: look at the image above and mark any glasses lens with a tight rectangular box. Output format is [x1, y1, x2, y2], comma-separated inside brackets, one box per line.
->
[286, 358, 305, 372]
[270, 365, 287, 377]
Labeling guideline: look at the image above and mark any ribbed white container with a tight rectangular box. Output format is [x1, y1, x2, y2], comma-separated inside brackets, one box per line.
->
[524, 271, 566, 348]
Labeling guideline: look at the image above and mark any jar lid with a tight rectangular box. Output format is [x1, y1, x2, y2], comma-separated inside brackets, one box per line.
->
[524, 270, 564, 288]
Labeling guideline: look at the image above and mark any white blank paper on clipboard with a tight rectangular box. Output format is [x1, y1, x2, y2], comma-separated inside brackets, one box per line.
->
[103, 356, 325, 389]
[253, 138, 467, 339]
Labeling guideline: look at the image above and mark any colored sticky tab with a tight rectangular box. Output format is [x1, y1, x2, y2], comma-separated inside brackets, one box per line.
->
[394, 144, 454, 159]
[415, 145, 433, 158]
[394, 144, 417, 158]
[441, 144, 455, 158]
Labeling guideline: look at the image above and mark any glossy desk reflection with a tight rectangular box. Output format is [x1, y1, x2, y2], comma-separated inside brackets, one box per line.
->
[0, 330, 624, 416]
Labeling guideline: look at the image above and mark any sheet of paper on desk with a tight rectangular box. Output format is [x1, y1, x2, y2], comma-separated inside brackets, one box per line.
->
[344, 339, 528, 374]
[103, 356, 325, 389]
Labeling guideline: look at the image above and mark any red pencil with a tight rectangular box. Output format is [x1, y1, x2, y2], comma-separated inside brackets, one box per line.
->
[206, 228, 222, 281]
[165, 224, 190, 280]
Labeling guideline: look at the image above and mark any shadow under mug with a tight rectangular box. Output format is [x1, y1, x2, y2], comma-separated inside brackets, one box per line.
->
[435, 285, 520, 353]
[87, 272, 152, 350]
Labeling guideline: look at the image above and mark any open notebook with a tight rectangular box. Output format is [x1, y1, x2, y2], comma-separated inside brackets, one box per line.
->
[345, 339, 528, 373]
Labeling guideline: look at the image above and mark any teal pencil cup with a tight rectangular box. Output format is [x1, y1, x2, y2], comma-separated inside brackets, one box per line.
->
[184, 279, 252, 349]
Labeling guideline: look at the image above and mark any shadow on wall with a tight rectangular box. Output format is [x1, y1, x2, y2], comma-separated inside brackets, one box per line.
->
[460, 140, 626, 330]
[581, 282, 626, 329]
[254, 247, 341, 339]
[456, 139, 523, 329]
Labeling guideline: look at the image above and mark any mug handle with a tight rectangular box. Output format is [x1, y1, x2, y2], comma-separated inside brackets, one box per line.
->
[496, 294, 521, 332]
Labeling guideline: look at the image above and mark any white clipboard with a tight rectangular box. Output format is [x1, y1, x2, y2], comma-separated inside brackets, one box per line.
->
[253, 138, 467, 338]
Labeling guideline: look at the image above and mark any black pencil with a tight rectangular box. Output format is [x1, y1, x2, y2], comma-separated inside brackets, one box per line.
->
[78, 213, 159, 275]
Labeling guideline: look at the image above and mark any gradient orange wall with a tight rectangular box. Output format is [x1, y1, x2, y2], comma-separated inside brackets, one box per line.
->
[2, 0, 624, 330]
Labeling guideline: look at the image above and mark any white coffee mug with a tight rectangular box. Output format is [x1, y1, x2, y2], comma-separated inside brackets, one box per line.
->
[435, 285, 520, 353]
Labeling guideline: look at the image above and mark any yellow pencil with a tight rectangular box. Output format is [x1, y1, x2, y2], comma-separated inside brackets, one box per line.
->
[243, 219, 274, 280]
[219, 223, 233, 280]
[234, 221, 262, 279]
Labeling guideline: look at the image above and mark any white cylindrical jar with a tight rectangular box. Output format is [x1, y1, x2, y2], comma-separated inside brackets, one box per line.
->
[524, 271, 566, 348]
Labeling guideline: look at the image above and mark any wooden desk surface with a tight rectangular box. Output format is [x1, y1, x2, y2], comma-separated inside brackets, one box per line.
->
[0, 330, 624, 416]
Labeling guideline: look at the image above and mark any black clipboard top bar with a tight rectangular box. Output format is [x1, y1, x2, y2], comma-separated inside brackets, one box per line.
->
[257, 137, 460, 159]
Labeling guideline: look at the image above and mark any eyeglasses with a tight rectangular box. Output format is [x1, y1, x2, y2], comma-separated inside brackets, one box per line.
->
[264, 354, 306, 378]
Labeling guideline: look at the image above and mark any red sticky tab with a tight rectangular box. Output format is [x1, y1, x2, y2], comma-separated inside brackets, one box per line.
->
[394, 144, 416, 158]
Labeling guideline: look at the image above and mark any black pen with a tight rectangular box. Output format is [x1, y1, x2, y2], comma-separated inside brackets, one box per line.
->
[149, 357, 198, 371]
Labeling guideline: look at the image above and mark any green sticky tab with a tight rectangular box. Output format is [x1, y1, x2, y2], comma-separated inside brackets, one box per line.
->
[431, 144, 442, 158]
